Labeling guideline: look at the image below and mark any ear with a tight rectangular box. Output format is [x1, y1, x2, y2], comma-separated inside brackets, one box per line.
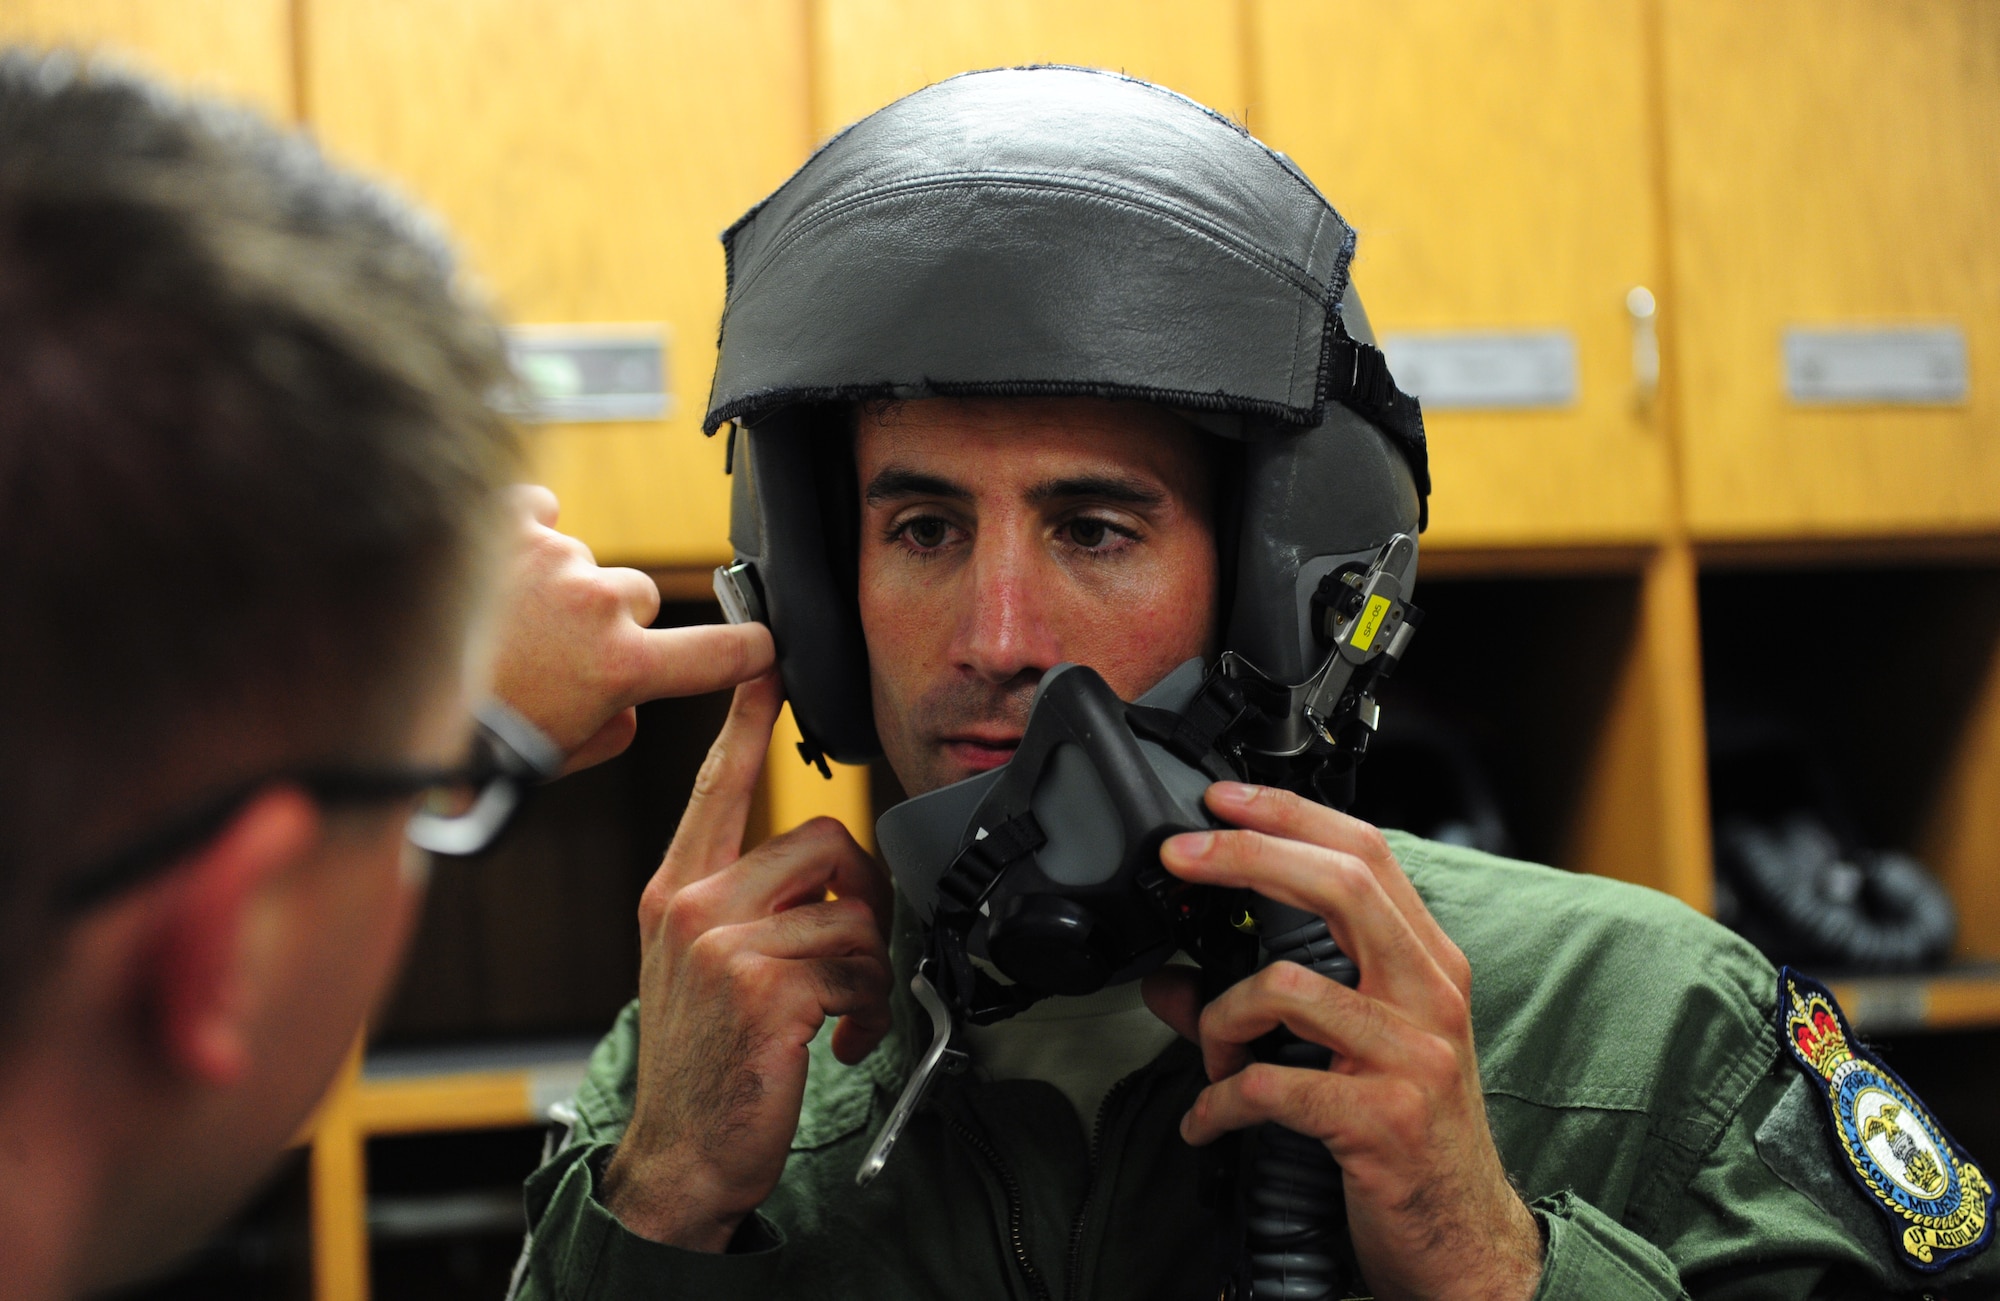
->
[144, 788, 320, 1086]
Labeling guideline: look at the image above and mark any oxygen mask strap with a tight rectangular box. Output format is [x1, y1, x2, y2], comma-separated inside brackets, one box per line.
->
[930, 811, 1053, 1026]
[1127, 670, 1259, 776]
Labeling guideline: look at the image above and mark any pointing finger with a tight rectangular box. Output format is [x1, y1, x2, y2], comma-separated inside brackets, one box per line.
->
[653, 672, 782, 892]
[634, 623, 777, 702]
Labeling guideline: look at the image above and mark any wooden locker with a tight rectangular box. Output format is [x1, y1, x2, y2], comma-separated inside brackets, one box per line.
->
[305, 0, 813, 567]
[1661, 0, 2000, 539]
[1252, 0, 1672, 551]
[0, 0, 292, 118]
[813, 0, 1246, 138]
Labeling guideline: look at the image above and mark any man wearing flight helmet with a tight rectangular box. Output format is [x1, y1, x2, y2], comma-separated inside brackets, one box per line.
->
[515, 69, 1994, 1299]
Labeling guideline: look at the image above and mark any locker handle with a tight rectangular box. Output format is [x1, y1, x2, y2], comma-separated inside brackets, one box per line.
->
[1628, 286, 1659, 415]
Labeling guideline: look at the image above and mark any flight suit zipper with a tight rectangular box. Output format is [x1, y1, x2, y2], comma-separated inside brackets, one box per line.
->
[1062, 1070, 1144, 1301]
[944, 1111, 1054, 1301]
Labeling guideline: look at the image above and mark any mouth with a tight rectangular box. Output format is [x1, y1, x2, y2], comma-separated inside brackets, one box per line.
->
[941, 733, 1021, 774]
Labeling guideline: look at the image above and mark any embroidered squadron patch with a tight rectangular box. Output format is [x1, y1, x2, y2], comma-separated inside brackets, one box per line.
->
[1779, 968, 1994, 1271]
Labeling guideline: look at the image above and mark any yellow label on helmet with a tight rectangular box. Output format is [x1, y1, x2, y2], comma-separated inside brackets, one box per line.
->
[1350, 595, 1392, 651]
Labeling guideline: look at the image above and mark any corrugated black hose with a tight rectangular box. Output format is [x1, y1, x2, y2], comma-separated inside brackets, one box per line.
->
[1238, 900, 1357, 1301]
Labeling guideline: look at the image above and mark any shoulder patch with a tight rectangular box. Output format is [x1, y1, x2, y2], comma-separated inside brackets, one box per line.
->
[1779, 968, 1994, 1271]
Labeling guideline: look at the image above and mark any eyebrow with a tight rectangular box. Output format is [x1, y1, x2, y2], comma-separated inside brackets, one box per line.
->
[1025, 474, 1167, 508]
[862, 466, 1169, 509]
[863, 468, 971, 506]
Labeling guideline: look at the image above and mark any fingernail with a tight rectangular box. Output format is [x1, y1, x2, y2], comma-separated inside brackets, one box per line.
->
[1165, 831, 1215, 863]
[1208, 781, 1256, 805]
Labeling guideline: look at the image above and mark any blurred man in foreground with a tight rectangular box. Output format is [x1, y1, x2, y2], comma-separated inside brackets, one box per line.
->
[0, 54, 768, 1298]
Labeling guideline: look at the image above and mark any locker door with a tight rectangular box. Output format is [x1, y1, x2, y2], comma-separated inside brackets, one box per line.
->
[306, 0, 812, 566]
[0, 0, 292, 118]
[1662, 0, 2000, 540]
[1254, 0, 1670, 550]
[814, 0, 1245, 137]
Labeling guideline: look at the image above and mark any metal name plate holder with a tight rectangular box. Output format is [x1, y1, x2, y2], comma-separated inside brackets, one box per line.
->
[506, 324, 672, 422]
[1784, 326, 1968, 405]
[1382, 330, 1578, 409]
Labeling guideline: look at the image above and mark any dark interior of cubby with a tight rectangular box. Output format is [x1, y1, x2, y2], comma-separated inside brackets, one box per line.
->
[1347, 573, 1642, 871]
[105, 1151, 310, 1301]
[1700, 563, 2000, 1169]
[367, 1128, 545, 1301]
[1699, 564, 2000, 896]
[373, 600, 731, 1048]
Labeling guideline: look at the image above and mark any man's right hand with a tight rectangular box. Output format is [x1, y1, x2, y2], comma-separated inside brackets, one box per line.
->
[601, 673, 894, 1251]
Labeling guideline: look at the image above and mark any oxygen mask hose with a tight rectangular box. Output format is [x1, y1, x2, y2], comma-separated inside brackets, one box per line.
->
[1238, 897, 1355, 1301]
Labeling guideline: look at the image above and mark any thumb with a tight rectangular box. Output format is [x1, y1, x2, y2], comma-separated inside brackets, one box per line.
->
[1142, 965, 1204, 1044]
[652, 672, 784, 893]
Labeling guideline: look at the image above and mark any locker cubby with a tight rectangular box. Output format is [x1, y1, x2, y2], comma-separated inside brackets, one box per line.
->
[1349, 571, 1648, 874]
[1698, 562, 2000, 963]
[365, 1128, 544, 1301]
[372, 600, 732, 1049]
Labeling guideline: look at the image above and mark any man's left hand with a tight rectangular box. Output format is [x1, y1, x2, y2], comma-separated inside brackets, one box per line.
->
[491, 486, 775, 774]
[1144, 781, 1543, 1301]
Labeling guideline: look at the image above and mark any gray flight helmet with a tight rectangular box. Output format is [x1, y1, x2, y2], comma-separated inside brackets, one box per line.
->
[704, 67, 1428, 767]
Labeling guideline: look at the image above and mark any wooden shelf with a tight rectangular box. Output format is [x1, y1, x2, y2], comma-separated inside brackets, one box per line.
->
[1828, 966, 2000, 1036]
[1695, 533, 2000, 573]
[356, 1039, 597, 1137]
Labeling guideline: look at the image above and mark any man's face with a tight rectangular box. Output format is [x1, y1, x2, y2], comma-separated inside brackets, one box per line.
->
[857, 397, 1220, 796]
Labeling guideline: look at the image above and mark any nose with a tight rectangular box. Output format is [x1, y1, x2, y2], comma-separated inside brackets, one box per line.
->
[954, 527, 1063, 685]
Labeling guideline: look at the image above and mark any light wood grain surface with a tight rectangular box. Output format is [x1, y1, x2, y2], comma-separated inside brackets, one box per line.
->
[0, 0, 293, 117]
[1253, 0, 1672, 549]
[811, 0, 1247, 140]
[305, 0, 813, 568]
[1661, 0, 2000, 539]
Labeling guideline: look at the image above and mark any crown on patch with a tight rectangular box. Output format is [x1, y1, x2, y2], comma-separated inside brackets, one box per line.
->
[1786, 980, 1855, 1080]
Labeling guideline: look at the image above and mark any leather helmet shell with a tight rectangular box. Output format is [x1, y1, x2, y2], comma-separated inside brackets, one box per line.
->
[704, 67, 1428, 764]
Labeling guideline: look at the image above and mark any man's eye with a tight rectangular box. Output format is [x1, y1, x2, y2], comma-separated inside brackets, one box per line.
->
[1065, 518, 1121, 549]
[903, 517, 949, 549]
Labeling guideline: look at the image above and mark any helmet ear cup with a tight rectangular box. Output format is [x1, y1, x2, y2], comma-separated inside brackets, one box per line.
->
[739, 409, 880, 763]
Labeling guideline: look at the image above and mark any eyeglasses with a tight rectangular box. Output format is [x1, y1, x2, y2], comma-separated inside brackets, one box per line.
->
[53, 706, 560, 915]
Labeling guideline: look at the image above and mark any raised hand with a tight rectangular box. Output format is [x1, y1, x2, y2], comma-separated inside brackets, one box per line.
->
[600, 674, 895, 1251]
[1144, 781, 1543, 1301]
[491, 485, 774, 774]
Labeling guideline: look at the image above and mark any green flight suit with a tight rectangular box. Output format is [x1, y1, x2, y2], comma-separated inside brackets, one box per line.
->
[510, 833, 1998, 1299]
